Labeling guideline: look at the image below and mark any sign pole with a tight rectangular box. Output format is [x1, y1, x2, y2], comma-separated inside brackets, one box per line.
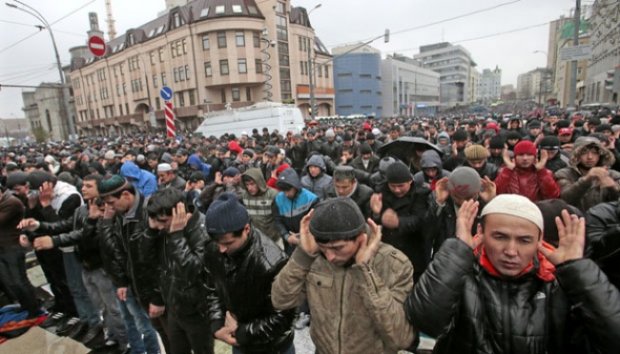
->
[165, 101, 176, 138]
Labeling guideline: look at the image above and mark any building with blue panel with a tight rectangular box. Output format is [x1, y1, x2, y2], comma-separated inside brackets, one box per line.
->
[333, 44, 382, 117]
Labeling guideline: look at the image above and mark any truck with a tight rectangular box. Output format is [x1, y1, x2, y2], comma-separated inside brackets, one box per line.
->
[194, 102, 305, 138]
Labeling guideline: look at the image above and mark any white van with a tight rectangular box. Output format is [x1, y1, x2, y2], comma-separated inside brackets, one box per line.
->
[195, 102, 305, 138]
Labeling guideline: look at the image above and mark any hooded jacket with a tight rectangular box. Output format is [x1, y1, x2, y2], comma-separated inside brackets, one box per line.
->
[272, 169, 319, 244]
[405, 238, 620, 354]
[187, 154, 212, 180]
[120, 161, 158, 197]
[241, 168, 280, 243]
[413, 150, 450, 193]
[301, 155, 332, 200]
[555, 141, 620, 212]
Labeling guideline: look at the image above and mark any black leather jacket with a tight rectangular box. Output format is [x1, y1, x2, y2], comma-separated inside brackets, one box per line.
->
[406, 239, 620, 354]
[586, 201, 620, 289]
[204, 228, 295, 354]
[98, 194, 163, 306]
[38, 204, 102, 271]
[154, 212, 210, 316]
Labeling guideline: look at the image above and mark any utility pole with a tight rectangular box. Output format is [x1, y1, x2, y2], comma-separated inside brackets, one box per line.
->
[568, 0, 581, 109]
[7, 1, 77, 140]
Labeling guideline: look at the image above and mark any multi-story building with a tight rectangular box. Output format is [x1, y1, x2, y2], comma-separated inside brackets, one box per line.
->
[477, 66, 502, 103]
[69, 0, 334, 136]
[501, 84, 517, 101]
[22, 83, 76, 141]
[332, 44, 382, 117]
[414, 42, 477, 106]
[584, 0, 620, 105]
[517, 68, 553, 103]
[0, 117, 31, 145]
[381, 54, 440, 117]
[553, 32, 590, 107]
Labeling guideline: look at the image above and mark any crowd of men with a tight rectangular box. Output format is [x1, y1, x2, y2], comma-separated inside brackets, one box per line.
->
[0, 111, 620, 354]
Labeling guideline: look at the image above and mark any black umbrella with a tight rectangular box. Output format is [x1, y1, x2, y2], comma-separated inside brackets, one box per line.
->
[378, 136, 443, 163]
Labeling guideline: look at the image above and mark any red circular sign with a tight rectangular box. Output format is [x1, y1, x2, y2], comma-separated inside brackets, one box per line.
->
[88, 35, 106, 57]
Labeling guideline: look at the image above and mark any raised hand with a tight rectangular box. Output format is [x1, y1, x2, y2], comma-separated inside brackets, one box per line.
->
[355, 219, 382, 265]
[502, 146, 515, 170]
[169, 202, 191, 233]
[456, 200, 482, 249]
[534, 149, 548, 171]
[479, 176, 496, 202]
[298, 209, 318, 256]
[17, 218, 40, 231]
[539, 210, 585, 265]
[434, 177, 450, 204]
[88, 199, 103, 220]
[370, 193, 383, 216]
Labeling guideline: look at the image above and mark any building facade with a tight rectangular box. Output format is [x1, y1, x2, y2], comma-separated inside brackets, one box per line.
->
[414, 42, 477, 106]
[517, 68, 554, 103]
[381, 54, 440, 117]
[584, 0, 620, 105]
[69, 0, 334, 136]
[22, 83, 76, 141]
[477, 66, 502, 103]
[332, 44, 382, 117]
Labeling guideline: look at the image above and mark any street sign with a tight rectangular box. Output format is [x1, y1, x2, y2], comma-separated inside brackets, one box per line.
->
[160, 86, 173, 101]
[88, 35, 106, 57]
[560, 45, 592, 61]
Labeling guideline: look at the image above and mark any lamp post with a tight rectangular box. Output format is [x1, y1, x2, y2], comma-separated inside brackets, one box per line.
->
[533, 50, 548, 106]
[7, 0, 77, 140]
[307, 3, 322, 119]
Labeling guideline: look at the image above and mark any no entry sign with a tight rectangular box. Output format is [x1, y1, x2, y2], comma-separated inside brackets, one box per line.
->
[88, 35, 106, 57]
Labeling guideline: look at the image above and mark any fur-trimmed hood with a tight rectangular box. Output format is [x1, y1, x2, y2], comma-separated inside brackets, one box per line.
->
[570, 140, 615, 168]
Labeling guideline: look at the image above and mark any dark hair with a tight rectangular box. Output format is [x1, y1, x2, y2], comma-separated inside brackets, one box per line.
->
[147, 188, 185, 218]
[83, 174, 103, 183]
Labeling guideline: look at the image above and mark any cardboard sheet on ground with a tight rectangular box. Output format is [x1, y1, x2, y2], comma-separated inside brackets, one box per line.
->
[0, 326, 89, 354]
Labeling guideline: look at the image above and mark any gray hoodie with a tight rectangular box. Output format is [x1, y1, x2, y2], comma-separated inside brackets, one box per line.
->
[241, 168, 280, 243]
[301, 155, 332, 200]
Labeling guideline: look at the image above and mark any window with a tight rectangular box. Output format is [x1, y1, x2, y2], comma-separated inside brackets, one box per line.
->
[119, 104, 123, 115]
[248, 5, 258, 15]
[173, 67, 179, 82]
[173, 12, 183, 28]
[232, 5, 242, 13]
[217, 31, 227, 48]
[232, 87, 241, 101]
[184, 65, 190, 80]
[158, 47, 165, 62]
[235, 31, 245, 47]
[155, 97, 161, 110]
[275, 2, 285, 13]
[276, 15, 288, 41]
[179, 67, 186, 81]
[220, 60, 229, 75]
[215, 5, 225, 14]
[200, 7, 209, 18]
[153, 75, 158, 88]
[238, 59, 247, 74]
[202, 34, 210, 50]
[205, 61, 212, 77]
[178, 92, 185, 107]
[189, 90, 196, 106]
[221, 88, 226, 103]
[255, 59, 263, 74]
[246, 87, 251, 101]
[125, 103, 129, 115]
[150, 51, 156, 65]
[253, 31, 260, 48]
[325, 65, 329, 78]
[161, 72, 167, 85]
[317, 65, 322, 77]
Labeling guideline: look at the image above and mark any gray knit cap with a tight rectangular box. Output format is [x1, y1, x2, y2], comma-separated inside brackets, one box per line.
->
[309, 197, 366, 242]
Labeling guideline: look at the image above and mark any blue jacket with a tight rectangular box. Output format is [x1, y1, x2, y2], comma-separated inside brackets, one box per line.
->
[120, 161, 157, 197]
[187, 154, 212, 179]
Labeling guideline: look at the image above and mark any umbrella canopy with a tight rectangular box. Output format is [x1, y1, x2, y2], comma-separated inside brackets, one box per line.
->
[378, 136, 443, 163]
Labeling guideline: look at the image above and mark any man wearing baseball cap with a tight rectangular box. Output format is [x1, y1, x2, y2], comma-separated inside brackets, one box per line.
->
[406, 194, 620, 354]
[272, 197, 416, 354]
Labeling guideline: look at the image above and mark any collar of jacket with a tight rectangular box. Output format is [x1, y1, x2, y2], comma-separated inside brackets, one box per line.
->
[474, 241, 556, 282]
[123, 193, 144, 223]
[227, 227, 256, 260]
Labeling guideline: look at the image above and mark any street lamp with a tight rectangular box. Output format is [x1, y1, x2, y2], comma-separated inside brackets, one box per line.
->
[6, 0, 77, 140]
[307, 3, 322, 119]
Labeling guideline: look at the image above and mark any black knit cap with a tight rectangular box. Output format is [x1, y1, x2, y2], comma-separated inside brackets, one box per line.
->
[309, 197, 366, 242]
[489, 136, 505, 149]
[539, 136, 560, 150]
[385, 161, 412, 183]
[205, 192, 249, 235]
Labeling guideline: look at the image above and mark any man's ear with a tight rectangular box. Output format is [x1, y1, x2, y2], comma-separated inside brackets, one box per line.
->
[477, 223, 483, 235]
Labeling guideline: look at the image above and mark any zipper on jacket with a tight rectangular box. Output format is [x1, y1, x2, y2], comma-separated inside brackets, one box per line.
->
[338, 270, 346, 354]
[502, 282, 511, 354]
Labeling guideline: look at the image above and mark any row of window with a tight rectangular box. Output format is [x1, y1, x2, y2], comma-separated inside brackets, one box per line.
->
[202, 31, 261, 50]
[205, 59, 262, 77]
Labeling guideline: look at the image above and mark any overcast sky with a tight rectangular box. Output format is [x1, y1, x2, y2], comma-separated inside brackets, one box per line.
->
[0, 0, 578, 119]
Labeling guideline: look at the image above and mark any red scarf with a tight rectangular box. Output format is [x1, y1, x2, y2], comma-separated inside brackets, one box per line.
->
[474, 241, 556, 282]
